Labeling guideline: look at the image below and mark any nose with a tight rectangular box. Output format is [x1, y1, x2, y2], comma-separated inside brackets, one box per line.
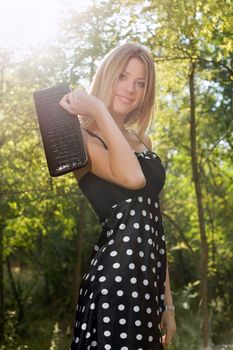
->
[125, 80, 135, 93]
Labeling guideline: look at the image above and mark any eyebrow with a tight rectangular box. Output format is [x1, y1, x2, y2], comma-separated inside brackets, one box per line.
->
[123, 70, 145, 80]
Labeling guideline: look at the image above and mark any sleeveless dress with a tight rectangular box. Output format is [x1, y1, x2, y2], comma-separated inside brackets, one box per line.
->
[70, 129, 167, 350]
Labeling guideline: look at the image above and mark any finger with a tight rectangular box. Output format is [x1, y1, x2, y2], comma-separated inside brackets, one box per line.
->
[165, 332, 172, 345]
[59, 94, 69, 106]
[163, 331, 173, 347]
[59, 95, 70, 109]
[67, 91, 75, 105]
[162, 334, 169, 346]
[68, 90, 82, 109]
[162, 338, 171, 347]
[59, 95, 75, 114]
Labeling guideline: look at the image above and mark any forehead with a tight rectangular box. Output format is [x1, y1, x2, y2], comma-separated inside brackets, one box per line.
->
[122, 56, 146, 79]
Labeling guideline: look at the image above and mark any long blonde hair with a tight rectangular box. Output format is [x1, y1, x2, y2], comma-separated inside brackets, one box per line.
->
[79, 42, 156, 141]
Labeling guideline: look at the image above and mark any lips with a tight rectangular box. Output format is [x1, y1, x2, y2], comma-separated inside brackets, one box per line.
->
[116, 94, 134, 104]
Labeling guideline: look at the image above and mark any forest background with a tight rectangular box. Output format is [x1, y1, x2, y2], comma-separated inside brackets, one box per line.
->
[0, 0, 232, 349]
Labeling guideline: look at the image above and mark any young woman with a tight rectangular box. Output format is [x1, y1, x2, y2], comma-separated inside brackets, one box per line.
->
[60, 43, 176, 350]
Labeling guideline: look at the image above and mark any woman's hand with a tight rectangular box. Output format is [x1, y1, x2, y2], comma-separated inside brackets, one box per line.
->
[160, 311, 176, 347]
[59, 89, 105, 118]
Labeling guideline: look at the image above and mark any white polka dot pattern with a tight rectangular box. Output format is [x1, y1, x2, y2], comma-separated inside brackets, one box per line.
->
[71, 150, 166, 350]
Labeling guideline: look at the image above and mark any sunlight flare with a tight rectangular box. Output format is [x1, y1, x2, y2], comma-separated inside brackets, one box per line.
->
[0, 0, 93, 50]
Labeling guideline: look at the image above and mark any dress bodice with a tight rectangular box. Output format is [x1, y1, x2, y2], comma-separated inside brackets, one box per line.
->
[78, 130, 166, 223]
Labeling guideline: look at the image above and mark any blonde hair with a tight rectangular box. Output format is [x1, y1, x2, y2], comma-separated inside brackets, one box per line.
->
[79, 42, 156, 141]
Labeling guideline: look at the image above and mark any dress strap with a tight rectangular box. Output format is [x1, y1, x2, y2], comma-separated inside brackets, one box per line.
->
[84, 128, 108, 150]
[84, 128, 151, 152]
[130, 129, 151, 151]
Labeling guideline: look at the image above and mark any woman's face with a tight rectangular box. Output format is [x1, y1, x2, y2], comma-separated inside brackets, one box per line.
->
[109, 57, 146, 118]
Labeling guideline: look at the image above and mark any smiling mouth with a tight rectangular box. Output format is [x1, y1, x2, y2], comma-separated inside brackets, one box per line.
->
[116, 95, 134, 104]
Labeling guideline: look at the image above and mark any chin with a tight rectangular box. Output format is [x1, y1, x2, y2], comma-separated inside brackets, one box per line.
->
[111, 103, 135, 117]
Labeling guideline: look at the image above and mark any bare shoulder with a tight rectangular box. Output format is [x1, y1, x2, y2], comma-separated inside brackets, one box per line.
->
[142, 134, 153, 151]
[74, 126, 145, 189]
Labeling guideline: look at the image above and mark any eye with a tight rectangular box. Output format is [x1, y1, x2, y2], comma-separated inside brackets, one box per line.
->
[137, 81, 145, 88]
[119, 73, 127, 80]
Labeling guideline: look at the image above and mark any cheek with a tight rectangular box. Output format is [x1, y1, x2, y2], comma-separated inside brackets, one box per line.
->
[137, 89, 145, 102]
[114, 81, 124, 92]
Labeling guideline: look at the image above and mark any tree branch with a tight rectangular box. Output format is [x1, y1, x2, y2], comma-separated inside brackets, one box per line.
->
[198, 120, 233, 176]
[162, 211, 198, 264]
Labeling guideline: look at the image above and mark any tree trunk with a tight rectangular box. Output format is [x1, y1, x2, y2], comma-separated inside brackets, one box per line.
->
[6, 256, 24, 320]
[72, 196, 87, 311]
[189, 62, 209, 349]
[0, 220, 4, 342]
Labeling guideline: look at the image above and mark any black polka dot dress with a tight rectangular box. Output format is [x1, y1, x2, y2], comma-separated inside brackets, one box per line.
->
[71, 130, 167, 350]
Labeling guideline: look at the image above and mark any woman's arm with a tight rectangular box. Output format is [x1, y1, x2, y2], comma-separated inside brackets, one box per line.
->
[160, 263, 177, 346]
[143, 134, 176, 345]
[164, 264, 174, 306]
[59, 90, 146, 189]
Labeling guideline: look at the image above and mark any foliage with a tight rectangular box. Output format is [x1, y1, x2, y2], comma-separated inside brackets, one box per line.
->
[0, 0, 232, 348]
